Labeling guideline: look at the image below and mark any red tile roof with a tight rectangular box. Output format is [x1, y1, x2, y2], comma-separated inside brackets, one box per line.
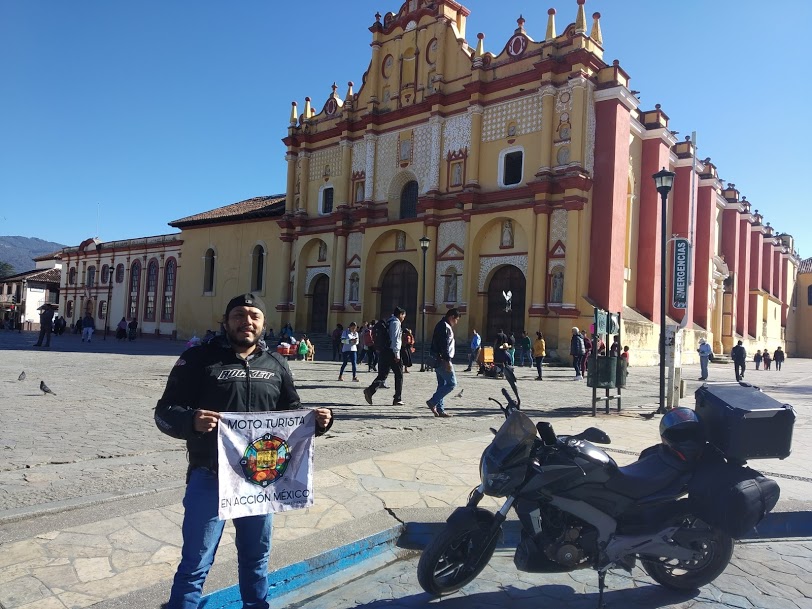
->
[169, 195, 286, 228]
[32, 250, 63, 262]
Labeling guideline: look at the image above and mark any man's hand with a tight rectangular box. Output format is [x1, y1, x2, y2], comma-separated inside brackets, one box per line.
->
[314, 408, 332, 430]
[193, 409, 222, 433]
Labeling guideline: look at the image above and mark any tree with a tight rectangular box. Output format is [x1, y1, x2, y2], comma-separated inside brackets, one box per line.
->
[0, 261, 14, 279]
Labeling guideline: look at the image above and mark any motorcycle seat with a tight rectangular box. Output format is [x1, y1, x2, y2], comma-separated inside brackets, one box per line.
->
[606, 447, 686, 500]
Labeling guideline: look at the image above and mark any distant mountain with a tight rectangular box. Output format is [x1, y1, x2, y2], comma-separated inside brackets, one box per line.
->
[0, 236, 66, 276]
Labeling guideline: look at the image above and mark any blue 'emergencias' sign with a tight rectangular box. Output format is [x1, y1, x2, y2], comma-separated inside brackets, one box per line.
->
[672, 238, 690, 309]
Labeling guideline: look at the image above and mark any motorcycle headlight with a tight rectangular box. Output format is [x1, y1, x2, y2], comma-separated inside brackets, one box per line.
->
[480, 454, 513, 496]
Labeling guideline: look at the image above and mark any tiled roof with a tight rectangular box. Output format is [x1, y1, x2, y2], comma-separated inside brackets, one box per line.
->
[1, 267, 61, 284]
[169, 195, 286, 228]
[799, 257, 812, 274]
[32, 250, 63, 262]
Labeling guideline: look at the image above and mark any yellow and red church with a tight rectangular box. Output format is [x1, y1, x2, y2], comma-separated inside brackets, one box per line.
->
[172, 0, 801, 361]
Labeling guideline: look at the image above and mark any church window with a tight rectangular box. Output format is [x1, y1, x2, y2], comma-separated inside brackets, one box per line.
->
[400, 180, 418, 219]
[66, 300, 73, 318]
[499, 147, 524, 187]
[808, 285, 812, 306]
[320, 186, 334, 215]
[69, 267, 76, 285]
[101, 264, 109, 284]
[87, 266, 96, 288]
[251, 245, 265, 292]
[99, 300, 107, 320]
[203, 249, 216, 294]
[129, 260, 141, 320]
[162, 258, 176, 322]
[115, 263, 125, 283]
[144, 259, 158, 321]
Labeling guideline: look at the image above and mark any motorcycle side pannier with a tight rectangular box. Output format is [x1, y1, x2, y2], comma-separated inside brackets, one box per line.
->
[694, 384, 795, 461]
[689, 450, 780, 539]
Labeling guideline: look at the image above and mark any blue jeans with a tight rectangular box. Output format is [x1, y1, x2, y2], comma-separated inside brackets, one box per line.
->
[339, 350, 357, 378]
[520, 348, 532, 367]
[429, 363, 457, 411]
[167, 469, 272, 609]
[534, 356, 544, 379]
[700, 356, 709, 379]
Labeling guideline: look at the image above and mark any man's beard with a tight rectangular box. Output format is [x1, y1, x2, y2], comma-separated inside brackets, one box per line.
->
[226, 325, 261, 349]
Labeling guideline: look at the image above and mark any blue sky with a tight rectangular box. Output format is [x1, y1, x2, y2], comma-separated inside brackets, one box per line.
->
[1, 0, 809, 259]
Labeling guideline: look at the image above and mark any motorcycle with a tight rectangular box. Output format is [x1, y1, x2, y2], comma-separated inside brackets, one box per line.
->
[417, 367, 781, 608]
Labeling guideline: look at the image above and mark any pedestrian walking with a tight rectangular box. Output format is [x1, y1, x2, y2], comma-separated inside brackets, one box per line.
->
[731, 340, 747, 382]
[580, 330, 592, 377]
[426, 308, 461, 417]
[621, 345, 630, 363]
[609, 336, 620, 358]
[116, 317, 127, 340]
[507, 331, 516, 366]
[762, 349, 772, 371]
[154, 292, 333, 609]
[754, 350, 762, 370]
[464, 329, 481, 372]
[570, 327, 585, 380]
[494, 328, 510, 370]
[127, 319, 138, 341]
[697, 338, 712, 380]
[363, 307, 406, 406]
[362, 320, 377, 371]
[81, 312, 96, 343]
[533, 331, 546, 380]
[33, 304, 55, 348]
[331, 324, 343, 361]
[774, 346, 785, 371]
[401, 327, 415, 373]
[338, 322, 359, 381]
[519, 331, 533, 367]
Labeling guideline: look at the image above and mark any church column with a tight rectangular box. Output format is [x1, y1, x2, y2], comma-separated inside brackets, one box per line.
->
[465, 105, 483, 188]
[539, 85, 556, 171]
[772, 245, 782, 298]
[298, 152, 311, 213]
[331, 231, 348, 310]
[748, 224, 764, 338]
[780, 254, 790, 327]
[285, 152, 297, 214]
[637, 112, 675, 321]
[340, 139, 352, 205]
[562, 206, 581, 308]
[720, 185, 742, 336]
[712, 279, 725, 353]
[590, 81, 636, 312]
[693, 177, 717, 330]
[530, 208, 550, 314]
[669, 152, 697, 326]
[364, 133, 377, 202]
[428, 115, 442, 192]
[736, 211, 753, 338]
[425, 222, 439, 311]
[277, 236, 293, 311]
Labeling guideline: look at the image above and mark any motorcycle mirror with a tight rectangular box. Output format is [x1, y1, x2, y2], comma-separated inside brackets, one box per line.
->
[503, 365, 520, 401]
[573, 427, 611, 445]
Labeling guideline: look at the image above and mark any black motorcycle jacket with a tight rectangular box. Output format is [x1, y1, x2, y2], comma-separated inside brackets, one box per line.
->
[155, 336, 331, 471]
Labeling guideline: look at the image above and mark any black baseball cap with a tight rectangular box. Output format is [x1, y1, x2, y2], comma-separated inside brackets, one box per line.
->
[225, 293, 267, 317]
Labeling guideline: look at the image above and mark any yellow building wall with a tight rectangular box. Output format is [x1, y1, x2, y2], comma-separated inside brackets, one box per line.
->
[789, 273, 811, 357]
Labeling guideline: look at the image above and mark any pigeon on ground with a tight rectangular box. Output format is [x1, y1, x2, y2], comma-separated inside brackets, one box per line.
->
[640, 411, 657, 420]
[455, 388, 464, 398]
[40, 381, 56, 396]
[18, 371, 26, 381]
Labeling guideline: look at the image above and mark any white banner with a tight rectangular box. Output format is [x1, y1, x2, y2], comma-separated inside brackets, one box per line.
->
[217, 409, 315, 520]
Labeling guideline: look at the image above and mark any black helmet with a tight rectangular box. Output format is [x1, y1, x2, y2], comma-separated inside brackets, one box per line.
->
[659, 407, 705, 462]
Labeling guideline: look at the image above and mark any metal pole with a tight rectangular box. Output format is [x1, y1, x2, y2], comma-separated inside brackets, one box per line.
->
[104, 275, 113, 340]
[420, 247, 427, 372]
[659, 190, 667, 414]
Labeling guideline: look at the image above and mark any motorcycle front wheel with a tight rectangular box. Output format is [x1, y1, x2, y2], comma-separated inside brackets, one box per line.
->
[417, 521, 500, 596]
[641, 524, 733, 591]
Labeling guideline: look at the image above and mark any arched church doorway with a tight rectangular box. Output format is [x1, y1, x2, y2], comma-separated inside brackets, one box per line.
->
[485, 265, 526, 344]
[379, 261, 417, 326]
[310, 274, 329, 334]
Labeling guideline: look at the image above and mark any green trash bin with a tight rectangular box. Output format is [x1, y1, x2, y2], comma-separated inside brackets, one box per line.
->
[616, 358, 628, 389]
[587, 356, 617, 389]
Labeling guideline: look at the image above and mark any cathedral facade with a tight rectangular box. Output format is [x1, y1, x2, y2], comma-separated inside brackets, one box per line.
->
[173, 0, 800, 360]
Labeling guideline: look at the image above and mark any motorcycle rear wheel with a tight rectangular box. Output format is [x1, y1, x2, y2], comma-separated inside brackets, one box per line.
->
[641, 525, 733, 591]
[417, 521, 499, 596]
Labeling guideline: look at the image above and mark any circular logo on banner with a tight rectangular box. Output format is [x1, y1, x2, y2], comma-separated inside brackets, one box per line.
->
[240, 433, 291, 487]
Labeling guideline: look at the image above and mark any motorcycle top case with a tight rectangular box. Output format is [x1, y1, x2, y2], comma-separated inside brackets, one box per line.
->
[694, 383, 795, 461]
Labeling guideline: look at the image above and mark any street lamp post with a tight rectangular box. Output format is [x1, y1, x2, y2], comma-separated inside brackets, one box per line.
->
[419, 236, 430, 372]
[653, 167, 676, 414]
[18, 278, 27, 333]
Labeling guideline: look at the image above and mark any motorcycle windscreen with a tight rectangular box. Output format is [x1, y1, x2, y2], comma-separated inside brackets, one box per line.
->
[489, 410, 537, 464]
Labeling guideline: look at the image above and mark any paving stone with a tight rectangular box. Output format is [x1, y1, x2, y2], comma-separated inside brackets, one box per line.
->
[0, 575, 51, 608]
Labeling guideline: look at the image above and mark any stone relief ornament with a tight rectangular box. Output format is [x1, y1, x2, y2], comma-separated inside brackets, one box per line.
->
[395, 231, 406, 251]
[551, 270, 564, 304]
[318, 241, 327, 262]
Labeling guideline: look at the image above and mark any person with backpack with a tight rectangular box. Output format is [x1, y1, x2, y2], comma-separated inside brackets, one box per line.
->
[363, 307, 406, 406]
[362, 320, 377, 371]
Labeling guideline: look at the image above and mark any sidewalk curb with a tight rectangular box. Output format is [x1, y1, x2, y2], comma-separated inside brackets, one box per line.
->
[199, 525, 405, 609]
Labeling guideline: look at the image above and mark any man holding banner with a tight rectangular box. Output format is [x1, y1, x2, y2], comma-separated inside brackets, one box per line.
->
[155, 293, 333, 609]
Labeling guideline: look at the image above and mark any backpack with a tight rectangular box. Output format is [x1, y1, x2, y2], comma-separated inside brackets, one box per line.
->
[372, 318, 392, 352]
